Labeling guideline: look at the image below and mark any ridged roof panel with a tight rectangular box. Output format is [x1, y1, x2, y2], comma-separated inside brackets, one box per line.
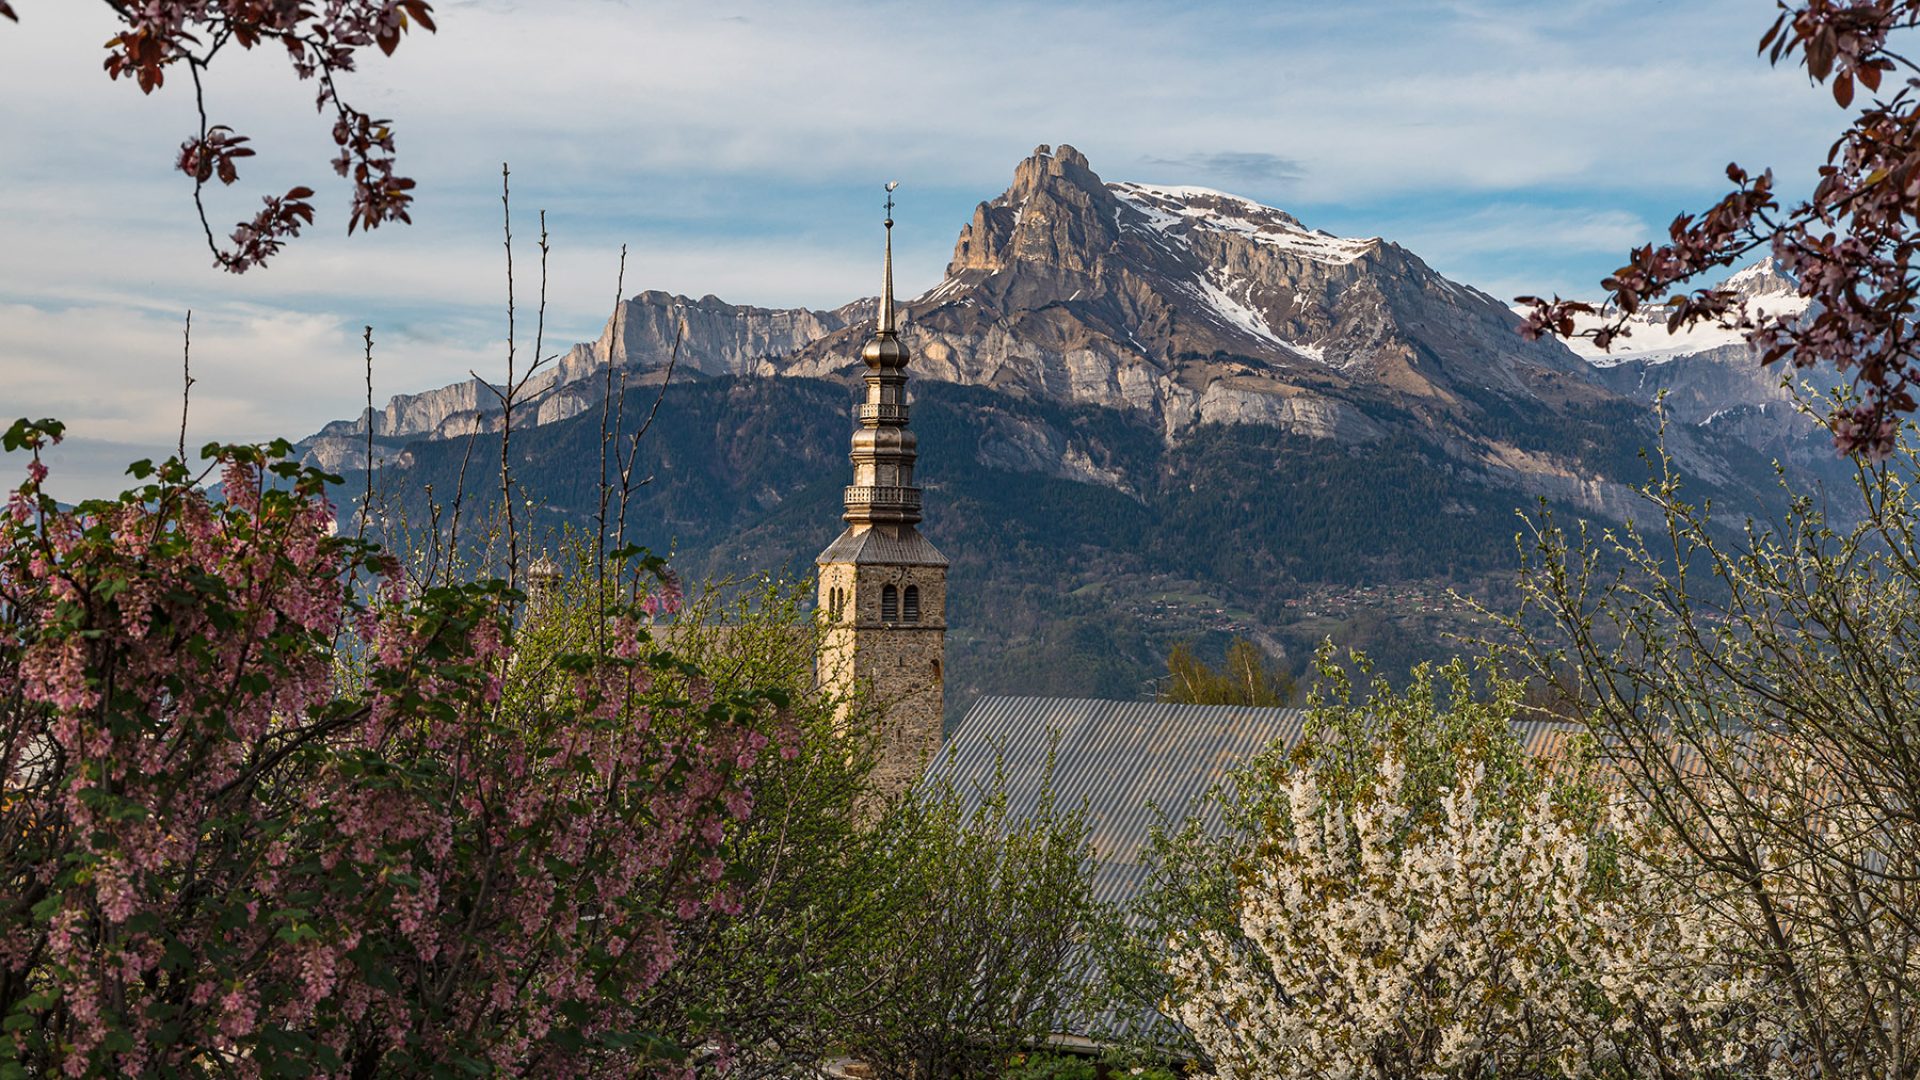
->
[927, 695, 1582, 1040]
[930, 695, 1583, 912]
[928, 696, 1308, 910]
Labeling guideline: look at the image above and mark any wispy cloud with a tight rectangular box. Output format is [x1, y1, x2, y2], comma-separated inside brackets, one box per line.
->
[1142, 151, 1306, 187]
[1393, 205, 1654, 258]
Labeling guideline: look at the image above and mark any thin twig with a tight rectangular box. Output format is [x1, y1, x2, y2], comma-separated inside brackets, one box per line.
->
[185, 61, 224, 269]
[596, 244, 627, 639]
[614, 324, 681, 555]
[179, 311, 194, 462]
[360, 325, 375, 545]
[515, 208, 550, 601]
[499, 163, 517, 592]
[441, 430, 480, 589]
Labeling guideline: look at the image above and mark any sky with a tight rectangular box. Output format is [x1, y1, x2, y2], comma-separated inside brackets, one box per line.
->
[0, 0, 1849, 499]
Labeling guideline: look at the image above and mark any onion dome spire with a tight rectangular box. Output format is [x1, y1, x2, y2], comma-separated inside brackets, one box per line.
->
[843, 181, 921, 526]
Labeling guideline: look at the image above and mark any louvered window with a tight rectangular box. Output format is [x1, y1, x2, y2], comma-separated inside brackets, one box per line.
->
[881, 585, 899, 622]
[903, 585, 921, 623]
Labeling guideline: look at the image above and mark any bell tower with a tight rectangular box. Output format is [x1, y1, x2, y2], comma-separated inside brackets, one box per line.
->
[817, 184, 949, 799]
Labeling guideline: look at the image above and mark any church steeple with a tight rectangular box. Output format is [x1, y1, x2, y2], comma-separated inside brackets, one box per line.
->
[816, 182, 949, 802]
[843, 182, 921, 528]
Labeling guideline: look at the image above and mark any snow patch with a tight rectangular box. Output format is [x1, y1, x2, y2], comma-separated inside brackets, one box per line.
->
[1552, 259, 1811, 366]
[918, 275, 966, 303]
[1285, 340, 1327, 364]
[1184, 266, 1332, 365]
[1188, 272, 1285, 348]
[1561, 315, 1758, 366]
[1109, 181, 1377, 265]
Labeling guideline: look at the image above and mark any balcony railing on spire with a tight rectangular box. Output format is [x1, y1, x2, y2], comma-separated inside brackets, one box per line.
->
[844, 485, 922, 512]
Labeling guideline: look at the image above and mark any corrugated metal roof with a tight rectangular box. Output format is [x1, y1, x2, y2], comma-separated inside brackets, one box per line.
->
[926, 695, 1584, 1041]
[928, 696, 1308, 911]
[929, 695, 1586, 916]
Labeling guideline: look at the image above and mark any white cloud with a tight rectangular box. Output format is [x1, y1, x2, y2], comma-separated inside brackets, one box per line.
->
[1383, 205, 1654, 269]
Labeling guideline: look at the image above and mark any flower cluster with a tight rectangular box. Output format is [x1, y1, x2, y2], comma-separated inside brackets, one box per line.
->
[1166, 752, 1782, 1080]
[0, 422, 769, 1077]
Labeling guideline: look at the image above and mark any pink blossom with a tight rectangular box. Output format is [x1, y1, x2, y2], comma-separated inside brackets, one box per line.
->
[1, 438, 767, 1075]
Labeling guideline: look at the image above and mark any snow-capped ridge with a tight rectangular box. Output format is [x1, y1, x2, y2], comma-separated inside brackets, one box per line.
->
[1108, 181, 1378, 266]
[1724, 255, 1800, 299]
[1563, 257, 1810, 367]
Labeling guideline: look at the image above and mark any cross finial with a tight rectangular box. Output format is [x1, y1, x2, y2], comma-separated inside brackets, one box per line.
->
[880, 181, 898, 334]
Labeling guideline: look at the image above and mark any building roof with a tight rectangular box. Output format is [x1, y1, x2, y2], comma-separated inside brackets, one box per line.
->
[816, 525, 949, 567]
[929, 696, 1307, 911]
[930, 694, 1585, 912]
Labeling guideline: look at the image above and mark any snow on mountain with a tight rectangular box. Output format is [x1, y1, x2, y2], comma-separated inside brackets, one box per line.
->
[305, 143, 1801, 516]
[1560, 256, 1810, 366]
[1559, 256, 1832, 459]
[1104, 181, 1382, 364]
[1109, 182, 1378, 265]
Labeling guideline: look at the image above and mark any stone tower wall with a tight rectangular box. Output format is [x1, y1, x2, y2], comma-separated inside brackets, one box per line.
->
[817, 560, 947, 797]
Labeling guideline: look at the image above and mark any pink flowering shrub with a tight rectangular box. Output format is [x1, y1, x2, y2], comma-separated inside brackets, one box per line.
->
[0, 420, 773, 1077]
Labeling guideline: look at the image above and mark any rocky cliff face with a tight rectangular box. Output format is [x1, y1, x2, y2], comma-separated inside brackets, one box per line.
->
[557, 291, 873, 383]
[301, 144, 1797, 520]
[302, 292, 870, 473]
[783, 144, 1599, 435]
[301, 376, 533, 473]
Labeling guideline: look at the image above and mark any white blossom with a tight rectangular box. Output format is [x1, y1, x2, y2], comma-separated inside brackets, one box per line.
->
[1165, 755, 1784, 1080]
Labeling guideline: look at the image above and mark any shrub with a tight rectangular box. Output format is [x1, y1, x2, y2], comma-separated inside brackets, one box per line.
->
[0, 423, 778, 1077]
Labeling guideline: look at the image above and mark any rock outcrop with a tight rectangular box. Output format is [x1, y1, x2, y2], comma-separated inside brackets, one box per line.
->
[556, 291, 873, 382]
[782, 143, 1602, 441]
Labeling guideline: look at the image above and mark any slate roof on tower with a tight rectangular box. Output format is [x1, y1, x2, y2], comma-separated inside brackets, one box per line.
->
[815, 527, 948, 567]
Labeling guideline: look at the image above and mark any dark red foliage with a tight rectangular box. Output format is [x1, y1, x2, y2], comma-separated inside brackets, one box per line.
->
[11, 1, 434, 273]
[1518, 1, 1920, 458]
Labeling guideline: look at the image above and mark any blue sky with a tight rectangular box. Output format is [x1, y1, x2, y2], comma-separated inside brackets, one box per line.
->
[0, 0, 1846, 497]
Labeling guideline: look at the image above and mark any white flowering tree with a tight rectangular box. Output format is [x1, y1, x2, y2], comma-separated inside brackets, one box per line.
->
[1160, 660, 1786, 1080]
[1506, 422, 1920, 1079]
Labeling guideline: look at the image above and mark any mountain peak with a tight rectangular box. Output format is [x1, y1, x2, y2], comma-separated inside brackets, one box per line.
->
[1723, 255, 1800, 301]
[304, 141, 1793, 529]
[1565, 256, 1810, 369]
[946, 143, 1122, 278]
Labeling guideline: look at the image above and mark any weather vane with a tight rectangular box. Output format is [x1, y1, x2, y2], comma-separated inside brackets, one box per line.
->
[884, 180, 898, 225]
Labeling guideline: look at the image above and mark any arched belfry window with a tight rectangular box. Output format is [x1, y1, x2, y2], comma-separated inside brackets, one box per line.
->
[829, 586, 843, 620]
[881, 584, 899, 623]
[903, 584, 921, 623]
